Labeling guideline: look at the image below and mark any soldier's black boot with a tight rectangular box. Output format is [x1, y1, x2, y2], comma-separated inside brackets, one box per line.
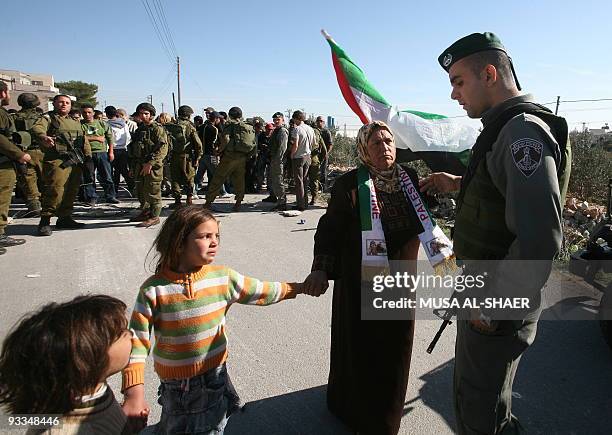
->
[0, 234, 26, 247]
[262, 195, 277, 203]
[56, 216, 86, 229]
[169, 198, 182, 209]
[38, 216, 52, 237]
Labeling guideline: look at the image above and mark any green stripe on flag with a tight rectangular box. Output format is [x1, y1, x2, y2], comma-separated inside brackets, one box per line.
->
[401, 109, 448, 120]
[326, 38, 390, 108]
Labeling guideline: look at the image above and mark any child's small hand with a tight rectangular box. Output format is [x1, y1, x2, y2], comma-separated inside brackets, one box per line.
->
[122, 385, 150, 433]
[303, 271, 329, 297]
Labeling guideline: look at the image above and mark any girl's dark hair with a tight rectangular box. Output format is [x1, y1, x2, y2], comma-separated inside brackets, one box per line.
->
[0, 295, 127, 414]
[150, 206, 218, 273]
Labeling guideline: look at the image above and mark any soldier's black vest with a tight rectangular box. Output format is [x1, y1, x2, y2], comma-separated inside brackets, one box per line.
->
[453, 102, 571, 261]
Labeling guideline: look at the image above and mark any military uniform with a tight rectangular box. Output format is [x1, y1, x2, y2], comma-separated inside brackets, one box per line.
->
[308, 127, 327, 204]
[13, 107, 43, 213]
[268, 125, 288, 208]
[127, 121, 168, 218]
[439, 34, 572, 435]
[205, 117, 255, 207]
[169, 117, 202, 205]
[0, 107, 25, 238]
[31, 111, 92, 234]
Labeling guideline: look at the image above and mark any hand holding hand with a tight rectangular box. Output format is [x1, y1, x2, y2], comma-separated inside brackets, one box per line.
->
[122, 385, 149, 433]
[419, 172, 461, 195]
[303, 271, 329, 297]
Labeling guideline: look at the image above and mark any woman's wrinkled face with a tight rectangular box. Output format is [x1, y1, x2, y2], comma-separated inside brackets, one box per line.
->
[366, 128, 395, 170]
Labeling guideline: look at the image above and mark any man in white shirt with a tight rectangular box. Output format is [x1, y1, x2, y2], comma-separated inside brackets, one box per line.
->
[289, 110, 314, 210]
[105, 106, 133, 196]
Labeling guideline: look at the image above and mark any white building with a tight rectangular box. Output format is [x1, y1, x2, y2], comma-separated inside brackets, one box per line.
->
[0, 69, 72, 111]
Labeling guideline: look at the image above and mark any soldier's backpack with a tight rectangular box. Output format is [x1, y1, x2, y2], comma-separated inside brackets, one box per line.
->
[226, 121, 256, 154]
[163, 122, 189, 153]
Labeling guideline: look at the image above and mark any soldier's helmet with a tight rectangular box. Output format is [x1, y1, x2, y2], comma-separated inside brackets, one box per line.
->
[178, 105, 194, 117]
[228, 106, 242, 119]
[136, 102, 156, 117]
[17, 93, 40, 109]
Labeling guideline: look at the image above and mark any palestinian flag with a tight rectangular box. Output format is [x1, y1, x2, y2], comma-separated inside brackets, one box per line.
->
[322, 30, 478, 175]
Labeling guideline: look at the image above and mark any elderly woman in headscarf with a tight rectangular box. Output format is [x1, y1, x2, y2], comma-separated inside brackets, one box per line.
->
[304, 121, 424, 435]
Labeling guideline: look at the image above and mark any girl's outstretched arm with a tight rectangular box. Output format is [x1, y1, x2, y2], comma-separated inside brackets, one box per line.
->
[226, 268, 303, 305]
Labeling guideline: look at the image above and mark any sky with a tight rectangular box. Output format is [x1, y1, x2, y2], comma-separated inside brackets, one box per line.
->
[3, 0, 612, 134]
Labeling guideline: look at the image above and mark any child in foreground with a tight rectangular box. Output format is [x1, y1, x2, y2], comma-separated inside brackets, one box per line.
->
[122, 206, 306, 434]
[0, 295, 139, 434]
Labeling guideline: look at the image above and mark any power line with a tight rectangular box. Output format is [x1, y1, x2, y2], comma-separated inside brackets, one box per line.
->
[140, 0, 174, 63]
[152, 0, 178, 57]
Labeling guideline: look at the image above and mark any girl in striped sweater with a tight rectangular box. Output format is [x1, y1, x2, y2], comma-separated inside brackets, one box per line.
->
[121, 206, 304, 434]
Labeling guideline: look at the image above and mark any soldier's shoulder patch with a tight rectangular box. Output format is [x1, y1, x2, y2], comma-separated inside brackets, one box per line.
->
[510, 138, 543, 178]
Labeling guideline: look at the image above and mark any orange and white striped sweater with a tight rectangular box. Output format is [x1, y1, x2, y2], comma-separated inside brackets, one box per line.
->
[122, 265, 298, 391]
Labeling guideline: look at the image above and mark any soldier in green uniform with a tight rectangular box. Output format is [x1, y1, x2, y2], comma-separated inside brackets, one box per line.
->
[420, 33, 571, 434]
[31, 94, 92, 236]
[168, 105, 202, 208]
[267, 112, 289, 211]
[204, 106, 255, 212]
[127, 102, 168, 227]
[13, 93, 43, 216]
[0, 81, 30, 254]
[306, 120, 327, 206]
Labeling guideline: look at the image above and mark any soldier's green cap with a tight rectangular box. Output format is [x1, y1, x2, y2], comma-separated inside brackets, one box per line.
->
[438, 32, 521, 90]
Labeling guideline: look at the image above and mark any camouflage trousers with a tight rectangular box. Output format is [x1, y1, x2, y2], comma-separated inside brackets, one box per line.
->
[17, 148, 43, 208]
[134, 163, 164, 217]
[0, 163, 16, 235]
[308, 155, 321, 200]
[170, 153, 196, 199]
[206, 152, 247, 203]
[41, 157, 82, 218]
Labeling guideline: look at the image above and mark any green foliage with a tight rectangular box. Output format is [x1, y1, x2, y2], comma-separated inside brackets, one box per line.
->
[55, 80, 98, 109]
[567, 130, 612, 203]
[328, 129, 358, 168]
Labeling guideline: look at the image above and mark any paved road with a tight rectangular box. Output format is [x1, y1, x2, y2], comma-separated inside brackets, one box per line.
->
[1, 194, 611, 434]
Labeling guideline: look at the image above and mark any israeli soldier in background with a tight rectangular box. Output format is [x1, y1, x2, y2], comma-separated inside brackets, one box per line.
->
[420, 32, 571, 434]
[305, 119, 327, 206]
[266, 112, 289, 211]
[0, 81, 30, 254]
[315, 116, 333, 192]
[169, 105, 202, 208]
[127, 102, 168, 227]
[13, 92, 43, 216]
[31, 94, 92, 237]
[204, 106, 255, 212]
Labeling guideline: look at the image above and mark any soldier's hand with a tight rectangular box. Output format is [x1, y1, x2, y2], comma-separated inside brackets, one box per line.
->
[42, 136, 55, 147]
[18, 153, 32, 164]
[419, 172, 461, 195]
[303, 270, 329, 297]
[140, 163, 153, 175]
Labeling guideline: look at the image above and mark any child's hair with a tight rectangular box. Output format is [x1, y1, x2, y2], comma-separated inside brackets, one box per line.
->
[150, 206, 219, 273]
[0, 295, 127, 414]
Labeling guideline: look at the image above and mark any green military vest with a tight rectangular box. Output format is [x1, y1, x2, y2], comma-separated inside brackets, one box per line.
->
[128, 122, 166, 164]
[13, 109, 40, 148]
[453, 103, 571, 260]
[44, 112, 86, 155]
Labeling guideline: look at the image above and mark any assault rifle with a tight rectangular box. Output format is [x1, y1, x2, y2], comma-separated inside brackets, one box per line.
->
[54, 132, 93, 173]
[427, 290, 459, 354]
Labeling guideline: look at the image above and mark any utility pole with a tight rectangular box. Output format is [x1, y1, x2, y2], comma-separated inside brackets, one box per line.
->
[172, 92, 177, 119]
[177, 56, 181, 108]
[147, 95, 153, 105]
[161, 102, 165, 113]
[343, 123, 347, 137]
[555, 95, 560, 115]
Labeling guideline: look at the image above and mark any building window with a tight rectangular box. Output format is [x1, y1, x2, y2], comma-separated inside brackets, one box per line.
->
[31, 80, 43, 86]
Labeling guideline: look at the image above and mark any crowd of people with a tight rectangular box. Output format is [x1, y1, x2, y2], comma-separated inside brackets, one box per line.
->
[0, 88, 334, 251]
[0, 30, 572, 435]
